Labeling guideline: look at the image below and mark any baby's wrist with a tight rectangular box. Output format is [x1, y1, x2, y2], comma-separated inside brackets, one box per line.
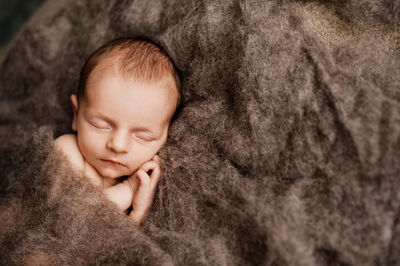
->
[129, 209, 147, 225]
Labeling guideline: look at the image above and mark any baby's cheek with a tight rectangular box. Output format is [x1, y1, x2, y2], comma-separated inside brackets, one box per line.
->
[78, 131, 103, 158]
[128, 150, 152, 172]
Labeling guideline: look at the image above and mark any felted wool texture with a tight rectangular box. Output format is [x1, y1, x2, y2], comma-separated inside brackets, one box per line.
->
[0, 0, 400, 265]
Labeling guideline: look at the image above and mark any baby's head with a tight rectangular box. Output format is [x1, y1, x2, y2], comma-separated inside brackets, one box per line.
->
[71, 38, 180, 178]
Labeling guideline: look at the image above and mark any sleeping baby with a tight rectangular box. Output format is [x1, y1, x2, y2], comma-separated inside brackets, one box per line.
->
[55, 38, 180, 225]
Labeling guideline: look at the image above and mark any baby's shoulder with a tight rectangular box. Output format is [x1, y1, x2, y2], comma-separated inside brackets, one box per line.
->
[54, 134, 84, 170]
[54, 134, 79, 151]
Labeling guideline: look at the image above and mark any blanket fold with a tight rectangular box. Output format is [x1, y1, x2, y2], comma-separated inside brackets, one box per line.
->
[1, 127, 177, 265]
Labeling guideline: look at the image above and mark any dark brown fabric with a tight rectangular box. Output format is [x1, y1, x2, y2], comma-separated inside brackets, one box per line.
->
[0, 0, 399, 265]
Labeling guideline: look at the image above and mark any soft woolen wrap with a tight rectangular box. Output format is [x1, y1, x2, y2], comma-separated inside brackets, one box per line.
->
[0, 0, 400, 265]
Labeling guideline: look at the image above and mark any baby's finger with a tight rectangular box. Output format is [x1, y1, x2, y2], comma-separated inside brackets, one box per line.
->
[140, 160, 159, 173]
[149, 164, 161, 187]
[135, 169, 151, 188]
[126, 174, 140, 193]
[152, 155, 160, 164]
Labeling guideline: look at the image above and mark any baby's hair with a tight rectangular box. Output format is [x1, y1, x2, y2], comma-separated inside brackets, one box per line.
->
[77, 38, 181, 108]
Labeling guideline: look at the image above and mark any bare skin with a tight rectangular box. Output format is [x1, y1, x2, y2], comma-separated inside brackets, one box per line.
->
[55, 134, 161, 224]
[55, 63, 178, 225]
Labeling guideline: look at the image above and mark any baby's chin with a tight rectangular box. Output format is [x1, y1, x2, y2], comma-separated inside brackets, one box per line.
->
[97, 167, 135, 179]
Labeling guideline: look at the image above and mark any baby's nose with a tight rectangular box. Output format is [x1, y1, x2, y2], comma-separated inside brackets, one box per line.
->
[107, 131, 129, 153]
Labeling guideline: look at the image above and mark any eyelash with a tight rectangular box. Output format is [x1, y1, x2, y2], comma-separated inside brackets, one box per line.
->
[133, 134, 152, 142]
[88, 120, 153, 142]
[89, 121, 112, 130]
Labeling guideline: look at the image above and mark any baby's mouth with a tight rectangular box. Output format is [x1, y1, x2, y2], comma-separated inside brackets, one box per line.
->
[101, 159, 127, 168]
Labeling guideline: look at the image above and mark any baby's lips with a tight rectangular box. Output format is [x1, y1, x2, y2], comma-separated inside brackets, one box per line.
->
[101, 158, 128, 168]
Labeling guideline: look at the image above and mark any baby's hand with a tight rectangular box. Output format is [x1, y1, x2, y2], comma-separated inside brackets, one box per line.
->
[127, 155, 161, 225]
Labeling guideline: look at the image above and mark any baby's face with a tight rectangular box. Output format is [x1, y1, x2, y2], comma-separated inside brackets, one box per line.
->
[72, 67, 177, 178]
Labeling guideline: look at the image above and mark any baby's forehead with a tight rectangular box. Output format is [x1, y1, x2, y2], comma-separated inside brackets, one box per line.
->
[83, 70, 178, 124]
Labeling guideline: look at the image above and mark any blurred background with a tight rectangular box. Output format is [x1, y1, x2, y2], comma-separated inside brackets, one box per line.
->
[0, 0, 44, 51]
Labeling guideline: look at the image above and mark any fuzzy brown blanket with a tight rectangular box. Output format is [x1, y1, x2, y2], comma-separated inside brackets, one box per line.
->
[1, 0, 400, 265]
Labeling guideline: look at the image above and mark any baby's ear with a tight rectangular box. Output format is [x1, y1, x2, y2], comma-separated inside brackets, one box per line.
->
[70, 94, 79, 131]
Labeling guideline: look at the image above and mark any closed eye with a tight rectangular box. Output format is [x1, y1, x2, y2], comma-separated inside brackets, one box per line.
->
[133, 134, 154, 143]
[89, 120, 112, 130]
